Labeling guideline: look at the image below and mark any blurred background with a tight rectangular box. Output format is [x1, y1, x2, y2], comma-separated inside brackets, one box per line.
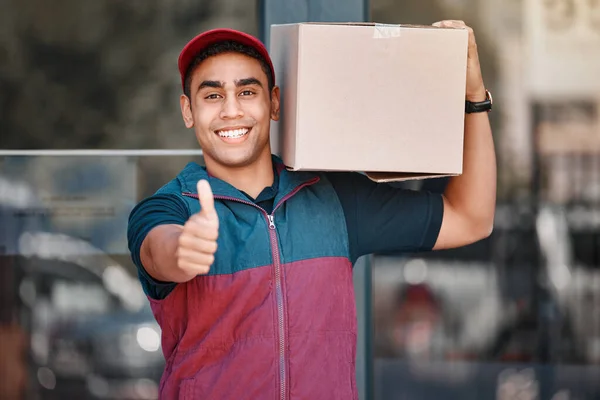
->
[1, 0, 599, 399]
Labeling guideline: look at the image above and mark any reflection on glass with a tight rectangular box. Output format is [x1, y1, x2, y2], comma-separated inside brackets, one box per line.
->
[0, 154, 199, 400]
[0, 156, 138, 256]
[373, 199, 600, 399]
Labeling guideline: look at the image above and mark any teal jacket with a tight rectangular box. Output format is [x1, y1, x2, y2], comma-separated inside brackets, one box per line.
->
[127, 156, 443, 399]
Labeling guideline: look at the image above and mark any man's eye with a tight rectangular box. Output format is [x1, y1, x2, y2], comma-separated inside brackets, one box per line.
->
[240, 90, 255, 96]
[205, 94, 221, 100]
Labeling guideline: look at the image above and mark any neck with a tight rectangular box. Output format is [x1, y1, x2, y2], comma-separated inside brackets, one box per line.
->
[205, 149, 274, 199]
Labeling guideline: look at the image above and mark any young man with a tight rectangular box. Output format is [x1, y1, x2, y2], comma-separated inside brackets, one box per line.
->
[127, 20, 496, 400]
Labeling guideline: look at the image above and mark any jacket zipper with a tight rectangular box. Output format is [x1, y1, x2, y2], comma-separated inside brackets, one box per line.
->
[182, 176, 319, 400]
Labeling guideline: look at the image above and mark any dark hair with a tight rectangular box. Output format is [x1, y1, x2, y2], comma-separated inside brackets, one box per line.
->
[183, 40, 274, 99]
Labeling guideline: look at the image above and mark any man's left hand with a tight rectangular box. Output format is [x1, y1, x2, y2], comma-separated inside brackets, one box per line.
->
[433, 20, 486, 102]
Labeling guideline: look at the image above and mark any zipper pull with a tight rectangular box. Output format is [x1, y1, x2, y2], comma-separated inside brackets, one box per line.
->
[268, 215, 276, 229]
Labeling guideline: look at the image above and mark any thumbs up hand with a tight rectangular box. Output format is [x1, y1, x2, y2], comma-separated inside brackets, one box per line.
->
[176, 180, 219, 276]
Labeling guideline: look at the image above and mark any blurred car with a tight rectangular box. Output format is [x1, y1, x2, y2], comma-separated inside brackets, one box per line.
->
[46, 301, 163, 400]
[372, 201, 600, 399]
[16, 232, 163, 400]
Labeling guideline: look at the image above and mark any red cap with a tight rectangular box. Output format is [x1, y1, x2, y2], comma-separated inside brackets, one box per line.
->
[177, 28, 275, 92]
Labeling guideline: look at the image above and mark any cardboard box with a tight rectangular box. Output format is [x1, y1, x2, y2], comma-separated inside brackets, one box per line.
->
[269, 23, 469, 182]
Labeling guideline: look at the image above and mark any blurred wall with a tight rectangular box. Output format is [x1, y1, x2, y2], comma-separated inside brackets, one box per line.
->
[0, 0, 258, 150]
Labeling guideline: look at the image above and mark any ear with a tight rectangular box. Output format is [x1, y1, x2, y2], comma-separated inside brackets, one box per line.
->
[270, 86, 281, 121]
[180, 95, 194, 128]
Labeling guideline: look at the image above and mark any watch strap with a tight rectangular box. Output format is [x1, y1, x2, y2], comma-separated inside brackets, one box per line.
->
[465, 89, 493, 114]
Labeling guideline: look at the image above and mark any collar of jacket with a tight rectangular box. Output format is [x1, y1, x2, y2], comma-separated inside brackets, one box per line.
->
[178, 155, 319, 204]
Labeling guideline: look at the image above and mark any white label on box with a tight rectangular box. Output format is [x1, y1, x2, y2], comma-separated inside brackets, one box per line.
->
[373, 24, 402, 39]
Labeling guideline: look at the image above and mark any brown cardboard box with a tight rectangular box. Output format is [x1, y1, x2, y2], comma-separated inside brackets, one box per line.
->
[269, 23, 469, 182]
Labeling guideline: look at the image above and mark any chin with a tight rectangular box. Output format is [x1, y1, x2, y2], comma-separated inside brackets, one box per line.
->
[212, 150, 261, 169]
[203, 137, 271, 169]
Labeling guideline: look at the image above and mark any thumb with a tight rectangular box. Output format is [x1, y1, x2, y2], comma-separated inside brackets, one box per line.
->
[197, 180, 217, 221]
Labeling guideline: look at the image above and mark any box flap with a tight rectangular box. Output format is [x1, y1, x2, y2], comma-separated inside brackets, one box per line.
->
[295, 22, 443, 29]
[302, 22, 376, 26]
[364, 171, 459, 183]
[285, 165, 459, 183]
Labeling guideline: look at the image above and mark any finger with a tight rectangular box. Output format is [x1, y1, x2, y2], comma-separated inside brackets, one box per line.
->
[178, 235, 218, 254]
[197, 180, 217, 221]
[445, 20, 466, 27]
[177, 259, 211, 276]
[185, 217, 219, 240]
[438, 20, 467, 29]
[177, 248, 216, 267]
[465, 27, 478, 54]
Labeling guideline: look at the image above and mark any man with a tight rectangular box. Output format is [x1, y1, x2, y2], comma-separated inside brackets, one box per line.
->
[127, 20, 496, 399]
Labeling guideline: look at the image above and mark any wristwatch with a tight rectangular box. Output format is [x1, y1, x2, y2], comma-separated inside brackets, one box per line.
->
[465, 89, 493, 113]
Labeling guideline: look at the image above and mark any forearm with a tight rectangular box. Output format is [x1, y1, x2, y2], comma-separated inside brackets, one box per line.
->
[140, 225, 195, 283]
[443, 111, 496, 234]
[431, 20, 496, 250]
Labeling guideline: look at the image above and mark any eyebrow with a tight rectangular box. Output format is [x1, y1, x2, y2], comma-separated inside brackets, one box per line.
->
[235, 77, 263, 88]
[198, 80, 223, 90]
[197, 77, 263, 91]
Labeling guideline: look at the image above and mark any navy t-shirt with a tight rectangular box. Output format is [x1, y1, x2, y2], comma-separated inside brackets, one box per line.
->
[128, 171, 444, 300]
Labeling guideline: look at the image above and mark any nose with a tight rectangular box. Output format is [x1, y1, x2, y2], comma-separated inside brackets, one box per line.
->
[220, 96, 244, 119]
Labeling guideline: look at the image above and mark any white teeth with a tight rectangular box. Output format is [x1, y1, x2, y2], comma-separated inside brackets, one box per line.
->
[218, 128, 249, 138]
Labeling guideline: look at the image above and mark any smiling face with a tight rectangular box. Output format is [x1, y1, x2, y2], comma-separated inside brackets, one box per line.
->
[180, 52, 280, 170]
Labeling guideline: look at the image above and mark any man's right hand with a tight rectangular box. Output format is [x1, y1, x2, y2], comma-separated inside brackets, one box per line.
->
[176, 179, 219, 275]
